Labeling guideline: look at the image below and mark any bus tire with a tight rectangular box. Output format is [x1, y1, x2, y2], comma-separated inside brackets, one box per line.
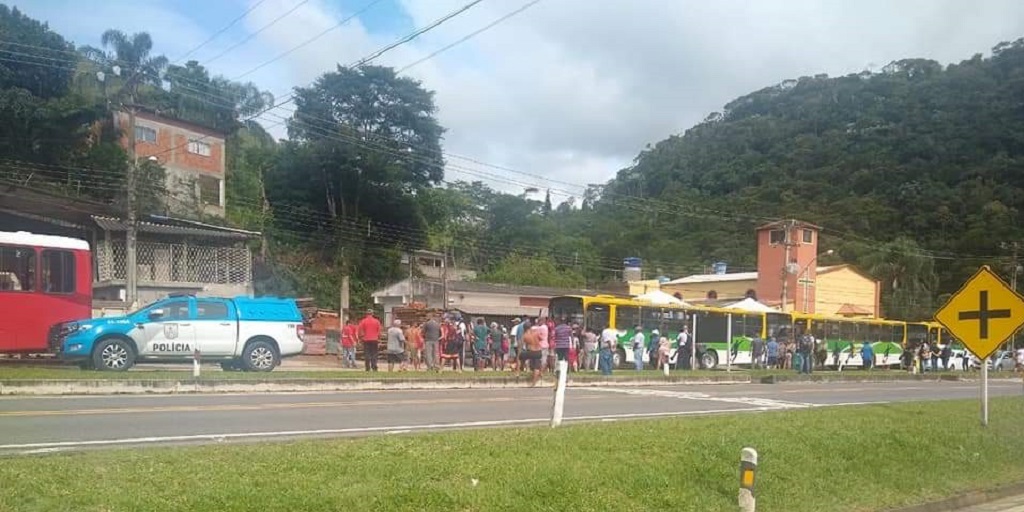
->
[92, 337, 136, 372]
[242, 339, 279, 372]
[701, 351, 719, 370]
[614, 348, 627, 369]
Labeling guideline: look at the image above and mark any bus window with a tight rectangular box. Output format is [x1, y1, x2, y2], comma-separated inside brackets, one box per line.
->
[549, 297, 584, 325]
[839, 321, 859, 342]
[615, 306, 640, 331]
[661, 308, 688, 337]
[41, 250, 75, 294]
[695, 310, 728, 345]
[906, 323, 927, 345]
[889, 324, 905, 344]
[731, 313, 761, 338]
[585, 303, 610, 331]
[641, 307, 666, 331]
[766, 313, 791, 340]
[0, 246, 35, 292]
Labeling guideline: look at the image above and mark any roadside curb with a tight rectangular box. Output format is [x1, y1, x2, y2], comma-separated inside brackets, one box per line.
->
[886, 481, 1024, 512]
[0, 372, 1008, 395]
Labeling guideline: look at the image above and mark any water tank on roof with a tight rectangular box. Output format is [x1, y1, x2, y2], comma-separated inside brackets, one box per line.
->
[657, 275, 670, 284]
[623, 257, 642, 282]
[713, 261, 728, 275]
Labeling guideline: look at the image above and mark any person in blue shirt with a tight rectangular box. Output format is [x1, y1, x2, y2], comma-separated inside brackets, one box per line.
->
[766, 337, 780, 369]
[861, 341, 875, 371]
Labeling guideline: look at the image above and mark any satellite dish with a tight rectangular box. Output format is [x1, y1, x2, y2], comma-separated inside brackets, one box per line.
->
[785, 263, 800, 275]
[112, 65, 121, 77]
[95, 71, 105, 82]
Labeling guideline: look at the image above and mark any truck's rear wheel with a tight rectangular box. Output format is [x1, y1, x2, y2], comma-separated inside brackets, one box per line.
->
[243, 340, 279, 372]
[92, 337, 136, 372]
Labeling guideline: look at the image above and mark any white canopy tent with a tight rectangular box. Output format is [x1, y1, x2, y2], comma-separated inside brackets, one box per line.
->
[634, 290, 691, 306]
[725, 297, 778, 312]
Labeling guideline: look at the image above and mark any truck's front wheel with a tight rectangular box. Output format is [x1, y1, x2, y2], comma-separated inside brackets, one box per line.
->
[92, 337, 136, 372]
[243, 340, 279, 372]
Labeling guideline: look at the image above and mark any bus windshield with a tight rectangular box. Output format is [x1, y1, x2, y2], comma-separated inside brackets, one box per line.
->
[549, 296, 584, 325]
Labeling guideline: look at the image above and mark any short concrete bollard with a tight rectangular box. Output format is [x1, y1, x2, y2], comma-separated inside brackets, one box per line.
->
[551, 360, 569, 428]
[663, 362, 670, 377]
[739, 447, 757, 511]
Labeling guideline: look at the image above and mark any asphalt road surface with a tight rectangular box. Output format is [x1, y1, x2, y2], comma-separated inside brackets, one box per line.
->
[0, 380, 1019, 454]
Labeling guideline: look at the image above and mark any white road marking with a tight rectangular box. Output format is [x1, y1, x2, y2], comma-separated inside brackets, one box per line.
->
[585, 387, 815, 409]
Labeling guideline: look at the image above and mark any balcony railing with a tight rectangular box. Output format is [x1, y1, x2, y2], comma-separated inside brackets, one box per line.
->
[96, 241, 252, 285]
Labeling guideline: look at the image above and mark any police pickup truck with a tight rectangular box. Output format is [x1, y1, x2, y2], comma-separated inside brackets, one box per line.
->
[53, 294, 305, 372]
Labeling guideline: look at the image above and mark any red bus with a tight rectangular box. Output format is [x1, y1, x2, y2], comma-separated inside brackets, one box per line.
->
[0, 231, 92, 353]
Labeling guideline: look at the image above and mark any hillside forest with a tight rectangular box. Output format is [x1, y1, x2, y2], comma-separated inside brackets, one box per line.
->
[3, 5, 1024, 321]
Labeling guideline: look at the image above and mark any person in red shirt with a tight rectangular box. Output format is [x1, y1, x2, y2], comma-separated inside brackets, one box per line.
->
[340, 317, 358, 369]
[358, 309, 382, 372]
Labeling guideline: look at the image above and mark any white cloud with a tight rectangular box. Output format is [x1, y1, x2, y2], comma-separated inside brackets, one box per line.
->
[20, 0, 1024, 196]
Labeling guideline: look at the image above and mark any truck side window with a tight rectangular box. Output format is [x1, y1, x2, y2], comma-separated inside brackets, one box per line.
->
[197, 301, 228, 320]
[162, 300, 190, 321]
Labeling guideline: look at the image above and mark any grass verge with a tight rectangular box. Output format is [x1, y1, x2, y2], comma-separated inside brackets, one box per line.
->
[0, 366, 978, 382]
[3, 398, 1023, 512]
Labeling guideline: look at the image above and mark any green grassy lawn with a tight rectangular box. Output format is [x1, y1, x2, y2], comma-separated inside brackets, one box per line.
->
[3, 398, 1023, 512]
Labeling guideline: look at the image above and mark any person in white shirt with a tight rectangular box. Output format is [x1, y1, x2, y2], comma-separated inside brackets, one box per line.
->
[675, 326, 691, 370]
[632, 326, 646, 371]
[599, 326, 618, 375]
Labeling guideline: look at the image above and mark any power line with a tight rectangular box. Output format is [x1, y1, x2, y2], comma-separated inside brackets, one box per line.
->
[396, 0, 543, 74]
[202, 0, 312, 66]
[171, 0, 271, 64]
[349, 0, 486, 69]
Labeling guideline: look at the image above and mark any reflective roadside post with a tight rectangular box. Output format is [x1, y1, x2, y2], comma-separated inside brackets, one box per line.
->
[739, 447, 757, 512]
[551, 360, 568, 427]
[193, 348, 201, 379]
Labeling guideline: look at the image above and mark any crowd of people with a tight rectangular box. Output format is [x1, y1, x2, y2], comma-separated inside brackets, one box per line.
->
[336, 310, 626, 384]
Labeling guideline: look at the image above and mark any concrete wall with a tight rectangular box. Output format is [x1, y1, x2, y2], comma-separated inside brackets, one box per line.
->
[816, 267, 880, 317]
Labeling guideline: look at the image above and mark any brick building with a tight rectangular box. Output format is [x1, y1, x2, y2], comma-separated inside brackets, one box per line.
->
[658, 220, 882, 317]
[114, 109, 226, 218]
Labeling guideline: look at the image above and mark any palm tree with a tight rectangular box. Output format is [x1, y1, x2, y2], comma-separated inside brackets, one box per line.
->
[80, 30, 168, 98]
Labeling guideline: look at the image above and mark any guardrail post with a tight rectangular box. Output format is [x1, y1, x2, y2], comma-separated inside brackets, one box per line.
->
[551, 360, 568, 427]
[739, 447, 757, 512]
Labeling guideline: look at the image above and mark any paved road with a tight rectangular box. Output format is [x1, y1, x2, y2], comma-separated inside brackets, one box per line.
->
[0, 380, 1018, 454]
[959, 494, 1024, 511]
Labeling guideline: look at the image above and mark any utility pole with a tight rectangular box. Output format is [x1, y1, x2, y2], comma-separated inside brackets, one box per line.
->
[779, 219, 795, 313]
[442, 243, 450, 311]
[124, 94, 139, 309]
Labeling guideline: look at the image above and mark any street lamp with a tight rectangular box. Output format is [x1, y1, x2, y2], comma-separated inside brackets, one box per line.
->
[799, 249, 834, 313]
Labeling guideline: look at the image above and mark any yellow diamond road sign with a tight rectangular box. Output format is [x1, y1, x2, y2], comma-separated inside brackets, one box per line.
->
[934, 265, 1024, 360]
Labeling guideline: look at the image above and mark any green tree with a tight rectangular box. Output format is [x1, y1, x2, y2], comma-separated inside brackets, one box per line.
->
[861, 238, 938, 320]
[477, 254, 585, 288]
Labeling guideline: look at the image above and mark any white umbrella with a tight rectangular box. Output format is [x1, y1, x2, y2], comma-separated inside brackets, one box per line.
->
[725, 297, 778, 312]
[634, 290, 690, 306]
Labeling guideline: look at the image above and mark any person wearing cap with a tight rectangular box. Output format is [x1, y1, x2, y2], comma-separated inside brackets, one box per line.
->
[358, 308, 382, 372]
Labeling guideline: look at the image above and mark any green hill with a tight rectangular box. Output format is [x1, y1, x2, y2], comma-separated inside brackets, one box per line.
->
[584, 37, 1024, 319]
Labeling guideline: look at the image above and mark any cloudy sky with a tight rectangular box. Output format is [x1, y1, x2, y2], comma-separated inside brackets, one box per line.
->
[17, 0, 1024, 200]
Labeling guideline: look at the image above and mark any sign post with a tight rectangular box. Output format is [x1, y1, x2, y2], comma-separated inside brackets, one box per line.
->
[934, 265, 1024, 427]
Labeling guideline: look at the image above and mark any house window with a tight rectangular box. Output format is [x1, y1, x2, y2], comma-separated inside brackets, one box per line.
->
[0, 246, 35, 291]
[769, 229, 786, 244]
[706, 290, 718, 300]
[135, 125, 157, 144]
[187, 139, 212, 157]
[745, 289, 757, 300]
[802, 229, 814, 244]
[41, 250, 75, 294]
[198, 175, 222, 206]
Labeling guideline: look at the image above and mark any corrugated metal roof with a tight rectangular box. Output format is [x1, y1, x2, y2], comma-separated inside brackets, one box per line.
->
[92, 216, 259, 240]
